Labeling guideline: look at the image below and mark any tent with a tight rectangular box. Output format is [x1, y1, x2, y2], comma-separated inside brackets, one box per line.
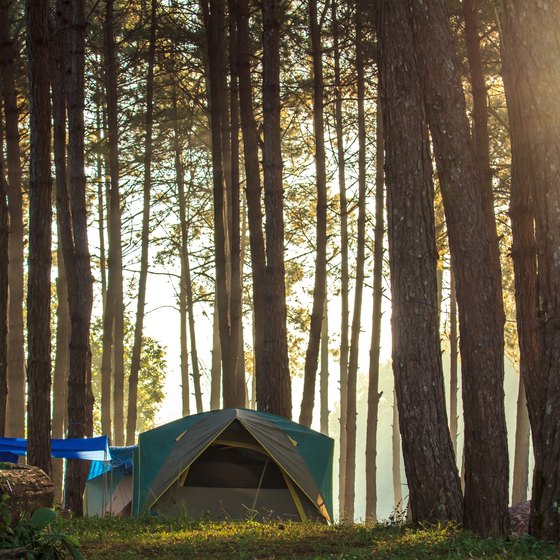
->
[85, 446, 136, 517]
[132, 408, 333, 523]
[0, 436, 111, 464]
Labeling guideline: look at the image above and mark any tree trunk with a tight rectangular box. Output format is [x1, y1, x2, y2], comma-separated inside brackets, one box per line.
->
[500, 0, 560, 541]
[376, 0, 463, 524]
[342, 6, 367, 521]
[410, 0, 508, 536]
[0, 0, 25, 439]
[173, 90, 192, 418]
[103, 0, 125, 445]
[332, 0, 349, 516]
[52, 246, 70, 504]
[259, 0, 291, 417]
[95, 95, 107, 304]
[449, 269, 458, 452]
[25, 0, 53, 477]
[227, 0, 245, 405]
[463, 0, 501, 277]
[365, 98, 384, 523]
[0, 127, 8, 436]
[210, 295, 221, 410]
[50, 0, 71, 502]
[319, 297, 329, 436]
[127, 0, 157, 445]
[511, 375, 530, 505]
[299, 0, 327, 428]
[236, 0, 266, 390]
[391, 389, 402, 512]
[65, 0, 95, 515]
[203, 0, 243, 409]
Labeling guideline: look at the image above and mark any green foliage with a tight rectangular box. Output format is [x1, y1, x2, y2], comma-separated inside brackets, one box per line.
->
[90, 316, 166, 435]
[0, 498, 83, 559]
[67, 517, 556, 560]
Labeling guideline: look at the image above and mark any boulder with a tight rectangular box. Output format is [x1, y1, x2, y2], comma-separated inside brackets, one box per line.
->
[0, 464, 53, 524]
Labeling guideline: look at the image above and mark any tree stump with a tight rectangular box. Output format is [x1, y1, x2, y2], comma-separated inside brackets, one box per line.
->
[0, 464, 53, 524]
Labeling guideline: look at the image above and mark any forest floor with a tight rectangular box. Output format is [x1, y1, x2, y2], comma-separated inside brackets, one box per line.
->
[69, 516, 558, 559]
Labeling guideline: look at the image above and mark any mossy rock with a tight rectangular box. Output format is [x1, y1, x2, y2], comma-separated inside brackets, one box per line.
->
[0, 465, 53, 525]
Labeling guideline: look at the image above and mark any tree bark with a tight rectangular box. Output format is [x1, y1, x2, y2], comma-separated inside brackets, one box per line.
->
[103, 0, 125, 444]
[463, 0, 501, 279]
[50, 0, 71, 502]
[342, 5, 367, 521]
[227, 1, 245, 406]
[64, 0, 95, 515]
[410, 0, 508, 536]
[0, 125, 8, 437]
[365, 98, 384, 523]
[259, 0, 291, 417]
[392, 389, 402, 512]
[52, 247, 70, 504]
[376, 0, 463, 524]
[299, 0, 327, 428]
[511, 375, 530, 505]
[210, 295, 221, 410]
[235, 0, 266, 391]
[0, 0, 25, 439]
[127, 0, 157, 445]
[500, 0, 560, 541]
[319, 297, 329, 436]
[25, 0, 53, 477]
[449, 269, 458, 452]
[332, 0, 349, 517]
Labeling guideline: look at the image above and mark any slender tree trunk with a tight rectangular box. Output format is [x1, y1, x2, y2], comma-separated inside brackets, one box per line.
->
[50, 0, 71, 500]
[365, 99, 384, 523]
[173, 90, 192, 417]
[342, 5, 367, 521]
[502, 9, 538, 511]
[179, 263, 190, 416]
[103, 0, 125, 445]
[228, 1, 245, 405]
[0, 126, 8, 437]
[410, 0, 508, 536]
[95, 96, 107, 303]
[511, 376, 530, 504]
[332, 0, 349, 517]
[127, 0, 157, 445]
[203, 0, 243, 408]
[236, 0, 266, 389]
[52, 244, 70, 504]
[449, 269, 458, 452]
[376, 0, 463, 524]
[500, 1, 560, 541]
[320, 297, 329, 436]
[25, 0, 53, 478]
[0, 0, 25, 438]
[392, 388, 402, 511]
[299, 0, 327, 428]
[259, 0, 291, 417]
[210, 295, 221, 410]
[65, 0, 94, 515]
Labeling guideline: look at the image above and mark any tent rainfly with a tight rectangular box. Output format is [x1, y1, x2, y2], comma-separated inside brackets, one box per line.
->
[132, 408, 333, 523]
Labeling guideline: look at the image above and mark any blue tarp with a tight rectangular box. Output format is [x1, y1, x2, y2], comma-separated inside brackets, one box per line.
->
[0, 436, 111, 462]
[88, 445, 136, 480]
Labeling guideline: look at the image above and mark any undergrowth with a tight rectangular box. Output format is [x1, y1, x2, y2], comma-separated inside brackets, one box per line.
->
[68, 516, 557, 559]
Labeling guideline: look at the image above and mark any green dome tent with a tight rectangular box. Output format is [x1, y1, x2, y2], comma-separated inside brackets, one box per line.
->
[132, 408, 333, 523]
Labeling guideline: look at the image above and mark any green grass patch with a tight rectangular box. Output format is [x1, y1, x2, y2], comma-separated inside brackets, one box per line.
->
[67, 517, 557, 559]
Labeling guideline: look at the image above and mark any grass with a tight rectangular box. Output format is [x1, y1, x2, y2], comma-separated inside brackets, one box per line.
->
[67, 517, 558, 559]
